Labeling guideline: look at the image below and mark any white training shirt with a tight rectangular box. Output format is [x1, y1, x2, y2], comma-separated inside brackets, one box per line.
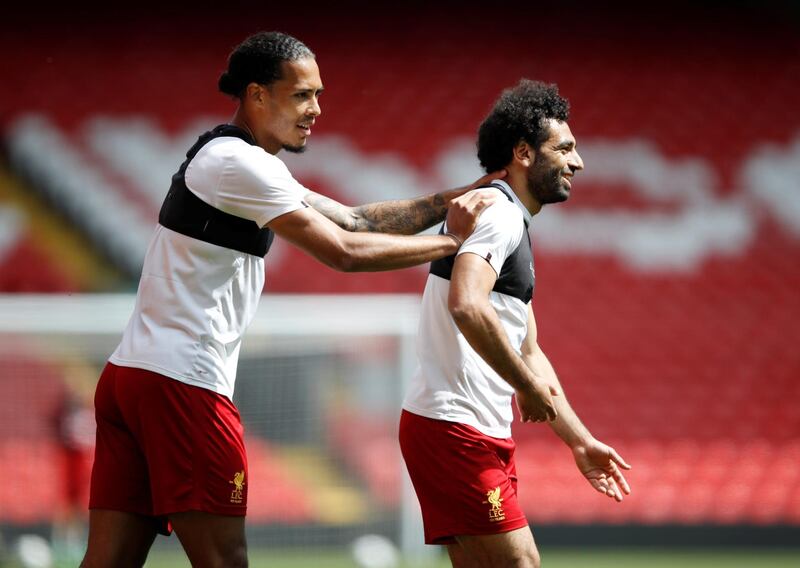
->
[110, 135, 308, 399]
[403, 183, 531, 438]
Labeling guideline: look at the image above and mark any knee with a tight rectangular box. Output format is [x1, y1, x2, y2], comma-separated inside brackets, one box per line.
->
[217, 544, 248, 568]
[527, 548, 541, 568]
[230, 547, 248, 568]
[509, 547, 540, 568]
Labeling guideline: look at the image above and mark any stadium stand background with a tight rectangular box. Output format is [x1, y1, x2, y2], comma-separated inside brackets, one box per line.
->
[1, 0, 798, 559]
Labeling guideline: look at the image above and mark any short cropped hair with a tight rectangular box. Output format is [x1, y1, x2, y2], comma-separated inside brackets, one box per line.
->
[477, 79, 570, 172]
[218, 32, 314, 97]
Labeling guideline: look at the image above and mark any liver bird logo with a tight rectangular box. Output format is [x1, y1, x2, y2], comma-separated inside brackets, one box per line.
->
[232, 471, 245, 491]
[486, 487, 503, 510]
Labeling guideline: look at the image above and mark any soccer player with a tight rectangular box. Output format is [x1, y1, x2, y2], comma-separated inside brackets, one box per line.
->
[80, 32, 500, 568]
[399, 80, 632, 568]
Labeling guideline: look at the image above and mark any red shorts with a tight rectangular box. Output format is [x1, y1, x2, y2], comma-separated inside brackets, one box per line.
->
[90, 363, 247, 532]
[399, 410, 528, 544]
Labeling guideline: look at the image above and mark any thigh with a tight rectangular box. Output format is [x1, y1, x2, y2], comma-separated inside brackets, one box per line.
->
[89, 363, 154, 517]
[80, 509, 157, 568]
[451, 526, 539, 568]
[170, 511, 247, 568]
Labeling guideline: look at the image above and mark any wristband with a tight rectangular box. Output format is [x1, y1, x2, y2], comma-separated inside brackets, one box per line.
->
[445, 232, 463, 248]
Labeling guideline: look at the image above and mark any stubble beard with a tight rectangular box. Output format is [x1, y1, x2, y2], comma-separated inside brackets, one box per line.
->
[529, 156, 569, 206]
[283, 144, 308, 154]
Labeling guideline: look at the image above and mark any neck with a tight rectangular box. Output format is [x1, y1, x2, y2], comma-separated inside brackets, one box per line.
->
[231, 107, 279, 154]
[506, 168, 542, 215]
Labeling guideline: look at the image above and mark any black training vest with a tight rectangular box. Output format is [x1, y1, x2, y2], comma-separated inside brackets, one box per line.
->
[430, 182, 535, 303]
[158, 124, 275, 257]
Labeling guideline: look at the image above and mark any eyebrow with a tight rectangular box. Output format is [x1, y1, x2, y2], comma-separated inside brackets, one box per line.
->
[555, 139, 576, 150]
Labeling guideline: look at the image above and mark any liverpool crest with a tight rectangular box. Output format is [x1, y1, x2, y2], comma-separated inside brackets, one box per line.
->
[229, 470, 246, 504]
[483, 486, 506, 522]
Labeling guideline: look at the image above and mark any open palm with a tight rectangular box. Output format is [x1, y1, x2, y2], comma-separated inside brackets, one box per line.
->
[572, 439, 632, 502]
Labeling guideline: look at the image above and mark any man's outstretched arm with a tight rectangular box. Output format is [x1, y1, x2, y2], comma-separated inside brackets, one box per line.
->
[304, 171, 506, 234]
[521, 305, 632, 502]
[268, 191, 494, 272]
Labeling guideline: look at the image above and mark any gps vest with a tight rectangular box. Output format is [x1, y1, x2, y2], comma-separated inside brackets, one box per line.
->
[429, 182, 534, 303]
[159, 124, 275, 257]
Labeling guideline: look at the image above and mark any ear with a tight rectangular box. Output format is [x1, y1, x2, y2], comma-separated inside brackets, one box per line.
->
[512, 140, 534, 168]
[245, 82, 266, 106]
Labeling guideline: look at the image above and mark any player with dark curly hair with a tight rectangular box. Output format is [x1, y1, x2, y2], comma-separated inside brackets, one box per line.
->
[400, 79, 631, 567]
[80, 31, 501, 568]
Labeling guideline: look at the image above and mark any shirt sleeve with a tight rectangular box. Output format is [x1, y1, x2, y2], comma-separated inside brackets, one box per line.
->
[187, 139, 309, 227]
[453, 199, 524, 278]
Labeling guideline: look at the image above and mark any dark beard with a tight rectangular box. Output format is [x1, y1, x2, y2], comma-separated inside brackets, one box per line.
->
[283, 144, 308, 154]
[529, 155, 569, 205]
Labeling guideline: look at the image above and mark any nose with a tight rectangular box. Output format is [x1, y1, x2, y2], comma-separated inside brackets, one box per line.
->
[309, 96, 321, 117]
[569, 150, 584, 172]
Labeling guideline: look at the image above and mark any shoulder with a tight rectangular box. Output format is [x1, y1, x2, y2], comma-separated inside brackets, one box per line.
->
[476, 192, 524, 230]
[200, 137, 291, 175]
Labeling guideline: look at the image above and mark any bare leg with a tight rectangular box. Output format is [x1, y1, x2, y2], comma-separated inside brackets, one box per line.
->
[80, 509, 157, 568]
[448, 542, 478, 568]
[170, 511, 248, 568]
[447, 526, 540, 568]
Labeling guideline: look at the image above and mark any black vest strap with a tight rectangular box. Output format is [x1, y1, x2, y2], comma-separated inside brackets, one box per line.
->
[158, 125, 274, 257]
[429, 183, 534, 303]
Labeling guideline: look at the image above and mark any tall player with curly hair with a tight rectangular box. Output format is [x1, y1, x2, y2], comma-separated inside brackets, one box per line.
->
[400, 80, 631, 567]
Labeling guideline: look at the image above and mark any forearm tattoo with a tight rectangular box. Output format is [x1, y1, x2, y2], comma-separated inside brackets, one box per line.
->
[305, 191, 448, 234]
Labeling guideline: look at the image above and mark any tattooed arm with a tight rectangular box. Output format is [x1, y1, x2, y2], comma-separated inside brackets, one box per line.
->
[303, 191, 448, 234]
[304, 170, 506, 234]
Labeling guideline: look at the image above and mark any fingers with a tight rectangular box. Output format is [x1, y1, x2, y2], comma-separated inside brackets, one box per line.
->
[468, 194, 497, 217]
[521, 401, 557, 423]
[516, 382, 558, 424]
[446, 190, 498, 241]
[447, 190, 498, 220]
[468, 169, 508, 190]
[518, 409, 548, 423]
[609, 447, 632, 470]
[450, 188, 498, 205]
[459, 189, 499, 209]
[521, 406, 557, 423]
[599, 450, 630, 499]
[606, 476, 624, 502]
[588, 472, 624, 502]
[609, 461, 631, 495]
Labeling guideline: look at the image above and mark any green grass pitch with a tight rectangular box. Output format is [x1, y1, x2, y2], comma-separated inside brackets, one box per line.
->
[137, 547, 800, 567]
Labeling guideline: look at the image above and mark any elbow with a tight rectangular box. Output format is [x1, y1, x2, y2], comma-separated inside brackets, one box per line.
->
[324, 247, 359, 272]
[335, 252, 358, 272]
[448, 297, 478, 326]
[314, 232, 360, 272]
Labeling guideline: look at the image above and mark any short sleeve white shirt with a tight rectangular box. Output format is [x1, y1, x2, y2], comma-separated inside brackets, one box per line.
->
[110, 135, 308, 399]
[403, 184, 531, 438]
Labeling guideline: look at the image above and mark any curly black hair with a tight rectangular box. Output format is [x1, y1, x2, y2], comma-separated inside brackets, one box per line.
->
[218, 32, 315, 98]
[477, 79, 570, 172]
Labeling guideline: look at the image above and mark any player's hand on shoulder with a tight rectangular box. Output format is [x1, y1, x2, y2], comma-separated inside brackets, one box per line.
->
[467, 169, 507, 191]
[445, 189, 499, 243]
[442, 169, 508, 202]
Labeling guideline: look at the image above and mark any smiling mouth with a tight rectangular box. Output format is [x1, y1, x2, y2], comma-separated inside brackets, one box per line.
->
[297, 122, 313, 135]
